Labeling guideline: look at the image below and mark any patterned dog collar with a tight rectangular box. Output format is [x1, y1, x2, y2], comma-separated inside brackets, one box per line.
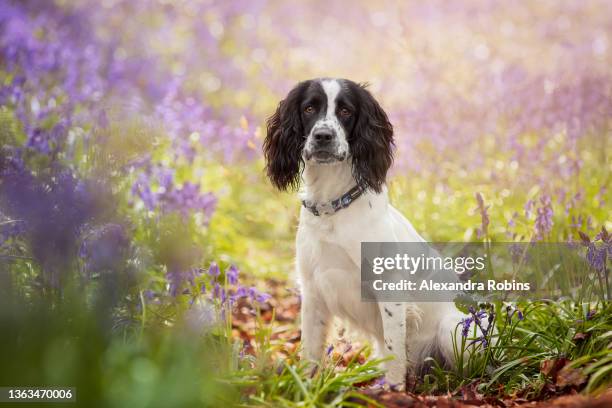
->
[301, 185, 365, 216]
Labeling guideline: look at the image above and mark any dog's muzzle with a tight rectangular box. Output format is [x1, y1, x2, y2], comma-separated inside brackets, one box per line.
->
[305, 128, 346, 163]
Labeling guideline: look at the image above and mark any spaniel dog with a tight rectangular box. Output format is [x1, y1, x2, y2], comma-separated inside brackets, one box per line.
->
[263, 78, 464, 389]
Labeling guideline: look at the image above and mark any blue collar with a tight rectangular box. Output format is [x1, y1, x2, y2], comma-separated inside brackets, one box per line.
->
[301, 185, 365, 216]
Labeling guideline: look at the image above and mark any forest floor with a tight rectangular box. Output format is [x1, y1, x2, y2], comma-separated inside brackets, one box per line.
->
[231, 278, 612, 408]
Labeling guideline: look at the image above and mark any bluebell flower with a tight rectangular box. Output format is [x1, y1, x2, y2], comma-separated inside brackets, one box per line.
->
[255, 292, 271, 303]
[534, 195, 553, 240]
[460, 316, 474, 337]
[208, 262, 220, 278]
[226, 265, 239, 285]
[234, 286, 248, 298]
[372, 377, 387, 388]
[245, 286, 271, 304]
[212, 282, 226, 304]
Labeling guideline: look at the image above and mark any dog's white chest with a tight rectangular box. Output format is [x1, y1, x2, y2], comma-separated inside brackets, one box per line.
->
[304, 215, 334, 236]
[296, 213, 382, 336]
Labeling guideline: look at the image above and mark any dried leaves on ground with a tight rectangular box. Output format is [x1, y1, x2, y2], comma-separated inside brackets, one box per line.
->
[232, 280, 611, 407]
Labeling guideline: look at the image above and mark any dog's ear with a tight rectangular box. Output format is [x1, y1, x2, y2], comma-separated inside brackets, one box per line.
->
[263, 81, 310, 191]
[349, 83, 394, 193]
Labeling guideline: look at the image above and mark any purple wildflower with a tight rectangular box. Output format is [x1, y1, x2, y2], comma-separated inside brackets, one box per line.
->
[130, 165, 217, 220]
[79, 223, 129, 275]
[461, 316, 474, 337]
[165, 268, 199, 297]
[255, 292, 271, 303]
[509, 243, 525, 263]
[580, 228, 610, 273]
[372, 377, 387, 389]
[208, 262, 220, 278]
[505, 305, 524, 321]
[594, 226, 610, 243]
[571, 215, 584, 229]
[131, 173, 158, 211]
[212, 282, 222, 300]
[461, 305, 494, 348]
[245, 286, 271, 304]
[229, 286, 247, 305]
[210, 281, 229, 307]
[226, 265, 239, 285]
[586, 244, 607, 272]
[0, 163, 109, 287]
[534, 195, 553, 240]
[166, 270, 181, 297]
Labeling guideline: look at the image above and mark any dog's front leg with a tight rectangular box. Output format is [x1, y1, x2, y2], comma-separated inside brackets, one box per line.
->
[379, 302, 407, 390]
[300, 285, 331, 361]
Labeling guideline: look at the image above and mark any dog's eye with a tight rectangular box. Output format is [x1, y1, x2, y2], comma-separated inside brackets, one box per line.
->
[339, 108, 351, 117]
[304, 106, 315, 114]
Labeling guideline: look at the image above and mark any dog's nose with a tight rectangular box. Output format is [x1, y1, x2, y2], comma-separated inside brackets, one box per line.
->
[313, 129, 333, 145]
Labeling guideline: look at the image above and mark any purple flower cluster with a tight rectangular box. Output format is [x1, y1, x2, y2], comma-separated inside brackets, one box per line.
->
[0, 161, 111, 285]
[79, 223, 130, 276]
[508, 243, 527, 264]
[155, 82, 259, 162]
[207, 262, 271, 305]
[166, 267, 203, 298]
[131, 170, 217, 220]
[534, 195, 554, 240]
[1, 1, 270, 237]
[0, 3, 112, 159]
[579, 228, 611, 273]
[164, 262, 270, 307]
[460, 305, 495, 348]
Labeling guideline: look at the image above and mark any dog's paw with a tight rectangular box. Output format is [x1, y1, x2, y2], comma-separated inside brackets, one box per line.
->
[388, 381, 406, 392]
[384, 359, 407, 391]
[384, 372, 407, 392]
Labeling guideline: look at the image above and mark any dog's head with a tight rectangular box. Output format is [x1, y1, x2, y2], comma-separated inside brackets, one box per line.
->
[263, 78, 394, 192]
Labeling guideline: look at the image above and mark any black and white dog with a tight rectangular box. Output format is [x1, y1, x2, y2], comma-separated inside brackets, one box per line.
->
[263, 78, 464, 388]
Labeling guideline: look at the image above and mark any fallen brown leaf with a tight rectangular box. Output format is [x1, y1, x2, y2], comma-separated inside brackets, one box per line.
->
[556, 366, 587, 389]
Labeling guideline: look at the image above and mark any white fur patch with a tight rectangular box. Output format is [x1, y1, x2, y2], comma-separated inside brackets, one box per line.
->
[321, 79, 340, 120]
[304, 79, 349, 159]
